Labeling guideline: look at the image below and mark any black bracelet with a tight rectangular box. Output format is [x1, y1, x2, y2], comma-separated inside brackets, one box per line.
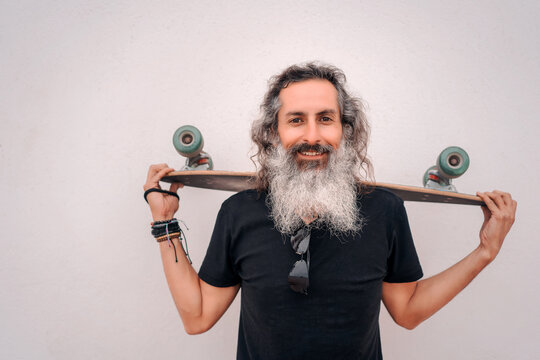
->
[144, 188, 180, 203]
[151, 219, 180, 237]
[152, 224, 180, 237]
[153, 219, 174, 225]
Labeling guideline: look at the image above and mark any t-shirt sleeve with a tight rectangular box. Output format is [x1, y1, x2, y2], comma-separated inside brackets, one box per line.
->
[198, 203, 241, 287]
[384, 199, 423, 283]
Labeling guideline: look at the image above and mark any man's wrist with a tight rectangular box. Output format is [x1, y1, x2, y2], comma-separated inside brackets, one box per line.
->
[152, 213, 176, 222]
[473, 246, 495, 267]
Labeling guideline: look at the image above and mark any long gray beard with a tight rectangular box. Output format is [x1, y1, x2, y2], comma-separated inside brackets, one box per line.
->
[266, 142, 364, 235]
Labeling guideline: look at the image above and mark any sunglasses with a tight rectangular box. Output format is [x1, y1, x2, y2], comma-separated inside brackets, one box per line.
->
[288, 226, 311, 295]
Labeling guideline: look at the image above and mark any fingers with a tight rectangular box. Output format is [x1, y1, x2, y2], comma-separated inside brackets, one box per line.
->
[144, 164, 175, 191]
[476, 190, 517, 221]
[476, 191, 499, 214]
[153, 167, 175, 183]
[490, 191, 506, 208]
[169, 182, 184, 193]
[146, 163, 168, 182]
[493, 190, 513, 207]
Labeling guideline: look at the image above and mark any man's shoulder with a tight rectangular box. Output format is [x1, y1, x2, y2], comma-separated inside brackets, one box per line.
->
[217, 190, 270, 227]
[221, 189, 267, 210]
[358, 186, 404, 209]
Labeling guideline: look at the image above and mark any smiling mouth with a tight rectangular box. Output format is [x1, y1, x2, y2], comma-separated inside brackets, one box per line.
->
[291, 143, 333, 156]
[300, 151, 324, 156]
[291, 144, 333, 170]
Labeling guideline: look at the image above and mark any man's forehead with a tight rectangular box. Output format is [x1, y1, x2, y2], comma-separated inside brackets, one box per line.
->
[284, 109, 338, 116]
[278, 79, 339, 112]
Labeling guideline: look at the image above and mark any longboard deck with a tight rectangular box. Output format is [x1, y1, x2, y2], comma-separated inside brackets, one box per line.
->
[162, 170, 484, 206]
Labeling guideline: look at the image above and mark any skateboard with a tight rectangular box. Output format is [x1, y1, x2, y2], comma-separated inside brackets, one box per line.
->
[165, 125, 484, 206]
[161, 170, 484, 206]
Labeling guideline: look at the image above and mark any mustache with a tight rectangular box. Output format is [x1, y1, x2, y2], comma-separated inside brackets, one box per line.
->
[287, 143, 334, 155]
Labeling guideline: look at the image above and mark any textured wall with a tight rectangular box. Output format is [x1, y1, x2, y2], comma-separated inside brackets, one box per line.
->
[1, 1, 538, 359]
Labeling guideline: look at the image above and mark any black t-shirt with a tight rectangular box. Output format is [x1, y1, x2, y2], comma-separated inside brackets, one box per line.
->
[199, 188, 423, 360]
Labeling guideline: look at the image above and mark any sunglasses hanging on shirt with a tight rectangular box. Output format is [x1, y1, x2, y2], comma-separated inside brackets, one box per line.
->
[288, 226, 311, 295]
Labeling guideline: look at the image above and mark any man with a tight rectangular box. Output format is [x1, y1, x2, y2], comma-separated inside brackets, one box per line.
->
[144, 63, 517, 359]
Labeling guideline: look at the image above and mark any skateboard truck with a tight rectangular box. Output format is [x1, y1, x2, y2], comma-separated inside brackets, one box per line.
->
[172, 125, 214, 171]
[423, 146, 470, 192]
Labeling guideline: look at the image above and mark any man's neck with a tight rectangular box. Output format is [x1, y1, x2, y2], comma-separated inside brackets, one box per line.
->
[301, 214, 318, 226]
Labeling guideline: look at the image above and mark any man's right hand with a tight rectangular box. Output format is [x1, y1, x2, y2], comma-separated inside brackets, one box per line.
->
[144, 163, 184, 221]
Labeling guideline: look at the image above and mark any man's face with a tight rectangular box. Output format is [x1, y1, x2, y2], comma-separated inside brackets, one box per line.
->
[276, 79, 343, 167]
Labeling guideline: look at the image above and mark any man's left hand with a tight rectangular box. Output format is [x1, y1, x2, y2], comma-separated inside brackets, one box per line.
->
[476, 190, 517, 262]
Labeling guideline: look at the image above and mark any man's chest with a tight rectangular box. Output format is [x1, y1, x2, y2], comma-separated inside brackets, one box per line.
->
[230, 215, 391, 295]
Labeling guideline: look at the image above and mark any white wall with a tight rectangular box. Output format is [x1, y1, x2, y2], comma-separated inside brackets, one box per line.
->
[1, 1, 538, 359]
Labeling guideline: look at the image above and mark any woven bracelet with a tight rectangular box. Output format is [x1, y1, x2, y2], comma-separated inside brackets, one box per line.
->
[151, 219, 180, 238]
[152, 225, 180, 237]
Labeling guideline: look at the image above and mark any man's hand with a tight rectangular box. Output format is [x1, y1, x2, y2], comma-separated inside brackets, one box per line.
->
[476, 190, 517, 262]
[144, 163, 183, 221]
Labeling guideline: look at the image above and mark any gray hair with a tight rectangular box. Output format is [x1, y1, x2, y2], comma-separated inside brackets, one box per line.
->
[250, 62, 373, 190]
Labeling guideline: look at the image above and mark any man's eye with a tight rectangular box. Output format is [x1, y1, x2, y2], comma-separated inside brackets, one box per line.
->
[321, 116, 333, 122]
[289, 118, 302, 124]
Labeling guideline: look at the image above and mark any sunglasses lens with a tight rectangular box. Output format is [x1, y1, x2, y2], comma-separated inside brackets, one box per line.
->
[288, 260, 309, 294]
[291, 227, 310, 254]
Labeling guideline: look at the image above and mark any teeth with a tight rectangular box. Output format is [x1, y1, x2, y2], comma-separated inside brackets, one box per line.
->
[301, 151, 321, 156]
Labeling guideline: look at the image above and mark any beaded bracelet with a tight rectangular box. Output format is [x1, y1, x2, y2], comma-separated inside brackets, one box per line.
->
[153, 219, 177, 225]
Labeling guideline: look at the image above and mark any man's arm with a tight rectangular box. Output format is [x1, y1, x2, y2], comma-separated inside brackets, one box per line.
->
[382, 190, 517, 330]
[145, 164, 240, 334]
[160, 238, 240, 334]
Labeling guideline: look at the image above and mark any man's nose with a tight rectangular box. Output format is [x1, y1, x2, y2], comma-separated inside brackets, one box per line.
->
[302, 119, 321, 145]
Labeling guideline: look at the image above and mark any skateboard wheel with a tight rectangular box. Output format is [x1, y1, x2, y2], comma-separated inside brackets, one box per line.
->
[436, 146, 470, 178]
[173, 125, 204, 157]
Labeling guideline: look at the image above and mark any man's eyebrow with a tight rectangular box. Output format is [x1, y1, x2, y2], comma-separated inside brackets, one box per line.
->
[316, 109, 337, 115]
[284, 111, 306, 116]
